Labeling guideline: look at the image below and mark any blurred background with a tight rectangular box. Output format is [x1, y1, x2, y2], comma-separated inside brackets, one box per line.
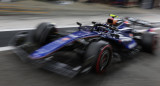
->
[0, 0, 160, 86]
[1, 0, 159, 8]
[0, 0, 160, 29]
[0, 0, 159, 29]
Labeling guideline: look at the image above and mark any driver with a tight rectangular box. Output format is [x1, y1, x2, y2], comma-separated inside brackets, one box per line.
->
[107, 14, 123, 27]
[107, 18, 118, 26]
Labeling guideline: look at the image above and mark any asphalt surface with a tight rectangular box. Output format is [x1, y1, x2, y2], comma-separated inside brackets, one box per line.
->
[0, 44, 160, 86]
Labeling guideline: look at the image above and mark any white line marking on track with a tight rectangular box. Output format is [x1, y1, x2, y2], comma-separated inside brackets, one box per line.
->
[0, 28, 33, 32]
[0, 46, 15, 52]
[154, 28, 160, 30]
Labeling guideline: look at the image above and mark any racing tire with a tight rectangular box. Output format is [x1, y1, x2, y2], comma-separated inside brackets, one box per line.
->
[9, 31, 29, 46]
[141, 32, 158, 54]
[33, 22, 58, 45]
[84, 41, 112, 73]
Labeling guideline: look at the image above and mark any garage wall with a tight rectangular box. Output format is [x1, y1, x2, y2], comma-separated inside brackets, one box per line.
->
[153, 0, 160, 8]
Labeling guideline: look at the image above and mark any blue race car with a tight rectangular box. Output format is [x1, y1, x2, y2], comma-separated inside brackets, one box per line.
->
[10, 15, 159, 78]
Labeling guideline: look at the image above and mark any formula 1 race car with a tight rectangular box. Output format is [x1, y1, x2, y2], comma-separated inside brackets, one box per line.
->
[10, 15, 159, 78]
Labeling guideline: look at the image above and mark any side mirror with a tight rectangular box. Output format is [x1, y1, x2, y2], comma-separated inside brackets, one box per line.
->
[110, 33, 119, 39]
[76, 22, 82, 27]
[92, 21, 96, 25]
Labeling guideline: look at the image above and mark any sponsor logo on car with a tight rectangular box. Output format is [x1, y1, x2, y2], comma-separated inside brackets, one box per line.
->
[61, 37, 70, 41]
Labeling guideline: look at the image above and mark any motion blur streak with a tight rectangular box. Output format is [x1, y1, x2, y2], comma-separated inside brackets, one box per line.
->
[0, 46, 14, 51]
[0, 10, 48, 13]
[0, 0, 160, 86]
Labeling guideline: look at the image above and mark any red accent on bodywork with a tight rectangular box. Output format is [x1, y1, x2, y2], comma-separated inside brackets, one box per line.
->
[149, 28, 155, 32]
[124, 21, 129, 24]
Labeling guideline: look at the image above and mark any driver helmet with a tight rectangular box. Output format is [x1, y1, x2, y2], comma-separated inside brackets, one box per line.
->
[107, 18, 118, 25]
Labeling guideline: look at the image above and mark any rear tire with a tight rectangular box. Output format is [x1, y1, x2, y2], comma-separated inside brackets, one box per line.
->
[141, 32, 158, 53]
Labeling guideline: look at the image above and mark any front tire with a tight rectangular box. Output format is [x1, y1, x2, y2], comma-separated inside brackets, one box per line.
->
[96, 45, 112, 73]
[33, 22, 58, 45]
[84, 41, 112, 73]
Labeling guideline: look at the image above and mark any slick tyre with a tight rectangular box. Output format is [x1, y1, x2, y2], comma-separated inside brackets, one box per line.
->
[141, 32, 158, 54]
[10, 31, 28, 46]
[33, 22, 57, 45]
[85, 41, 112, 73]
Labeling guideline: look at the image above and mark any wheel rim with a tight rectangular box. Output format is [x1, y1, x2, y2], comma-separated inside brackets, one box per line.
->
[96, 45, 112, 73]
[100, 50, 110, 71]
